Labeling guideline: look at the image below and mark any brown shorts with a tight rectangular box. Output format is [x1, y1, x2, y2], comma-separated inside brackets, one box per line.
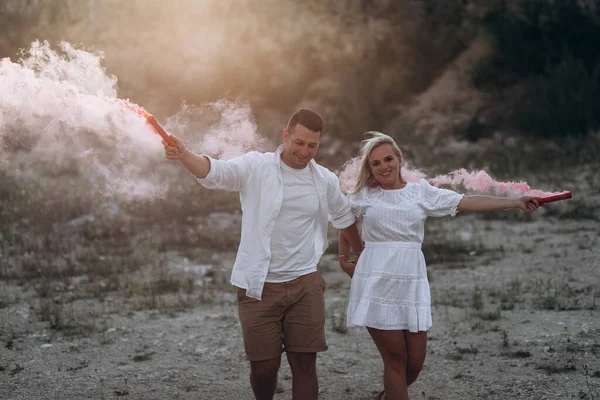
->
[237, 271, 327, 361]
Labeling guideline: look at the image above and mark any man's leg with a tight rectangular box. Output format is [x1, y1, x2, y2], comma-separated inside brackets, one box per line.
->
[282, 272, 328, 400]
[287, 352, 318, 400]
[237, 286, 286, 400]
[250, 356, 282, 400]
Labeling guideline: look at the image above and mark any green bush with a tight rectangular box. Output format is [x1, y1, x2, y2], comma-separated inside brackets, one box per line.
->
[515, 56, 600, 137]
[482, 0, 600, 80]
[476, 0, 600, 138]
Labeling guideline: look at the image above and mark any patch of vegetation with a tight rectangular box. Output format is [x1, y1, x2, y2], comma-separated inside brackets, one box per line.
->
[480, 308, 502, 321]
[502, 350, 531, 359]
[530, 278, 592, 311]
[471, 285, 483, 310]
[501, 329, 510, 348]
[541, 199, 599, 222]
[536, 360, 577, 375]
[476, 0, 600, 138]
[422, 240, 477, 265]
[456, 345, 478, 355]
[488, 278, 522, 310]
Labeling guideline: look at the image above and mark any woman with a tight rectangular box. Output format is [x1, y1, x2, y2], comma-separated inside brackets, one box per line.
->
[338, 132, 539, 400]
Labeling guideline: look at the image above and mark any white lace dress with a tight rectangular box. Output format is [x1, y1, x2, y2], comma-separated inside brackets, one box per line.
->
[347, 179, 464, 332]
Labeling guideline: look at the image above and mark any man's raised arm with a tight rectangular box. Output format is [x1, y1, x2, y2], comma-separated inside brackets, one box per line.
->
[163, 135, 210, 179]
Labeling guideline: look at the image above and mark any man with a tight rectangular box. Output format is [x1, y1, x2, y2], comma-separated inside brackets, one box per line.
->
[163, 109, 363, 400]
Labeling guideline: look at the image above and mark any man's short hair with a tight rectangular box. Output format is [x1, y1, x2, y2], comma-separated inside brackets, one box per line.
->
[286, 108, 324, 134]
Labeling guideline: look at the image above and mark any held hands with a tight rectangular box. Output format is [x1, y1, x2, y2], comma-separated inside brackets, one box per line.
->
[517, 196, 540, 212]
[162, 135, 187, 161]
[339, 253, 360, 278]
[339, 259, 356, 278]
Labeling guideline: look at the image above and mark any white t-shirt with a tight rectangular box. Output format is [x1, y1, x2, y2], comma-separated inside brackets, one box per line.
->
[266, 162, 320, 282]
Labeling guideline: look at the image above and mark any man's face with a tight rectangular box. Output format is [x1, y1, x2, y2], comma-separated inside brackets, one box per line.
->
[281, 123, 321, 169]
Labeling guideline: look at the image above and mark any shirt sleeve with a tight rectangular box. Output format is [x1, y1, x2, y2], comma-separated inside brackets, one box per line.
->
[348, 189, 368, 222]
[325, 170, 356, 229]
[418, 179, 464, 217]
[196, 152, 258, 193]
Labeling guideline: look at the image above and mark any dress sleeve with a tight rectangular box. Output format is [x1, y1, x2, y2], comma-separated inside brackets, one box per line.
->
[418, 179, 464, 217]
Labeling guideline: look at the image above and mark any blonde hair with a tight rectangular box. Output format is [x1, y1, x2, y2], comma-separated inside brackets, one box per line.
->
[348, 131, 405, 194]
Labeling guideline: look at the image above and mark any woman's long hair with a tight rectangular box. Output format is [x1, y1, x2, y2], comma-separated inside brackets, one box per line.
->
[348, 131, 405, 194]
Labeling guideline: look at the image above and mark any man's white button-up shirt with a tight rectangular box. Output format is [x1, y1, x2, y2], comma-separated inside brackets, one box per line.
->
[197, 146, 355, 300]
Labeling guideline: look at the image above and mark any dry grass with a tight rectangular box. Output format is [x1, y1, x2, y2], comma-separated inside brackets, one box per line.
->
[0, 171, 238, 339]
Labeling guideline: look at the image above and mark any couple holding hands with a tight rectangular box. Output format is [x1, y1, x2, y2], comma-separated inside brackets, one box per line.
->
[163, 109, 539, 400]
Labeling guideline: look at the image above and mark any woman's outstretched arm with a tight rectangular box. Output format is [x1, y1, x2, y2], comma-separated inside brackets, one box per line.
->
[457, 195, 539, 212]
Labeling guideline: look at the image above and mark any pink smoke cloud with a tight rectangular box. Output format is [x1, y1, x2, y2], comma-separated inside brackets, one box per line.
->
[337, 159, 565, 197]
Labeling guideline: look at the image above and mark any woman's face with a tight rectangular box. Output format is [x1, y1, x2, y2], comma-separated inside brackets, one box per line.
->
[368, 143, 402, 189]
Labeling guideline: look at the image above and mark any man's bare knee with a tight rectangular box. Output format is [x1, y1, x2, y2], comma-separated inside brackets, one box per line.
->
[251, 357, 281, 382]
[287, 352, 317, 375]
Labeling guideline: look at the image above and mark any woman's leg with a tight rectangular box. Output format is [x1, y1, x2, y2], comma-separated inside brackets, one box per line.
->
[404, 331, 427, 386]
[367, 328, 409, 400]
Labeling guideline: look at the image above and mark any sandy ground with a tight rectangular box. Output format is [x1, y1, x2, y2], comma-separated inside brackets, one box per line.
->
[1, 203, 599, 400]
